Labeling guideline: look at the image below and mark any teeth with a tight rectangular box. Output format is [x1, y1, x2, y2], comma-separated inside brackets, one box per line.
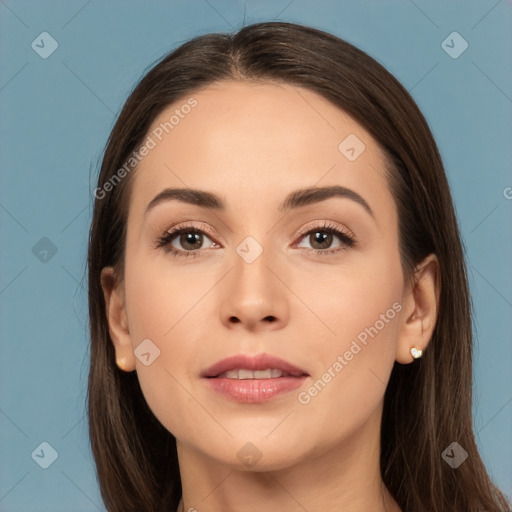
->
[218, 368, 286, 379]
[254, 369, 272, 379]
[239, 369, 255, 380]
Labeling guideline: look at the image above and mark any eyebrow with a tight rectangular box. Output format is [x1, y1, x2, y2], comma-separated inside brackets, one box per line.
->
[145, 185, 374, 218]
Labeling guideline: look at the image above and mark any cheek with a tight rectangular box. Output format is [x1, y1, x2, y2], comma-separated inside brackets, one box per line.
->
[293, 247, 403, 429]
[122, 252, 220, 430]
[293, 237, 403, 344]
[123, 251, 216, 343]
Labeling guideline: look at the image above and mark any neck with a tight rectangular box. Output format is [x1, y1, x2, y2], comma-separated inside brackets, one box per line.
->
[175, 402, 400, 512]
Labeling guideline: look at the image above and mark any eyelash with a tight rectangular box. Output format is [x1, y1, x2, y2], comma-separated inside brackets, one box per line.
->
[155, 221, 356, 259]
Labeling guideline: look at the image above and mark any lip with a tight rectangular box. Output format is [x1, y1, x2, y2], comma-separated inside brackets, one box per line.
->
[201, 353, 308, 378]
[201, 353, 309, 403]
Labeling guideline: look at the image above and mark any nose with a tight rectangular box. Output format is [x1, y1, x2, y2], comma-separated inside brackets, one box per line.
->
[219, 247, 289, 333]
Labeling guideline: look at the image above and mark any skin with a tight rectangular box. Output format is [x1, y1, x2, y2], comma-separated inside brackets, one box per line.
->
[101, 80, 440, 512]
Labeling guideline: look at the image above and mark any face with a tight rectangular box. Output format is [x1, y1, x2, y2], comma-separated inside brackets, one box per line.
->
[108, 80, 409, 470]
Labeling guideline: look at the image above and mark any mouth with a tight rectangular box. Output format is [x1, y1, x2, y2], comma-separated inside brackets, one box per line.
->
[214, 368, 304, 379]
[201, 353, 309, 403]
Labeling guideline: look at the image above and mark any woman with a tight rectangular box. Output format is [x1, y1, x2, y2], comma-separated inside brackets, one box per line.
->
[87, 21, 511, 512]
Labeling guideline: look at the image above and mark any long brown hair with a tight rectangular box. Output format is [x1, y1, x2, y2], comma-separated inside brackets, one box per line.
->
[87, 21, 511, 511]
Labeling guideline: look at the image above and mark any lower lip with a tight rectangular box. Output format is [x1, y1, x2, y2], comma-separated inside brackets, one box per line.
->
[203, 376, 308, 403]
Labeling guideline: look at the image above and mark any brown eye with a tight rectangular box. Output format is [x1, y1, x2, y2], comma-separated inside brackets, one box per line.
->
[156, 226, 219, 258]
[178, 231, 204, 251]
[309, 231, 334, 250]
[296, 225, 355, 253]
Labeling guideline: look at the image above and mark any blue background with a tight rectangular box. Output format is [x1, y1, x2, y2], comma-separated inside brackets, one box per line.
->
[1, 1, 511, 510]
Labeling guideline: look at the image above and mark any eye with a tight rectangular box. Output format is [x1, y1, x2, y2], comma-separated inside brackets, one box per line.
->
[295, 221, 356, 255]
[156, 223, 219, 258]
[155, 221, 356, 259]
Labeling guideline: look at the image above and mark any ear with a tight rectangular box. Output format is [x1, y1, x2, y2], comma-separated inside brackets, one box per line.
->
[396, 253, 441, 364]
[100, 267, 136, 372]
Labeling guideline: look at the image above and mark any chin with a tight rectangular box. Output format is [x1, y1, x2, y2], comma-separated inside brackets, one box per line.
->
[200, 436, 310, 472]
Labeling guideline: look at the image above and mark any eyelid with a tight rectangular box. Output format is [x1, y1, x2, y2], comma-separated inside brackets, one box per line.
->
[164, 221, 220, 242]
[294, 220, 355, 242]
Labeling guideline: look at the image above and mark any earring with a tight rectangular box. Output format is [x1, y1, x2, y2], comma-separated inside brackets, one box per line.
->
[410, 347, 423, 359]
[116, 356, 130, 371]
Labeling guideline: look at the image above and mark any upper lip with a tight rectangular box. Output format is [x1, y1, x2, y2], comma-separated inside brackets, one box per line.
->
[201, 353, 309, 378]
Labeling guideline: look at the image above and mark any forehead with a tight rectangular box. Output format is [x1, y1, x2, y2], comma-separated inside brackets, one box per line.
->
[129, 80, 392, 218]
